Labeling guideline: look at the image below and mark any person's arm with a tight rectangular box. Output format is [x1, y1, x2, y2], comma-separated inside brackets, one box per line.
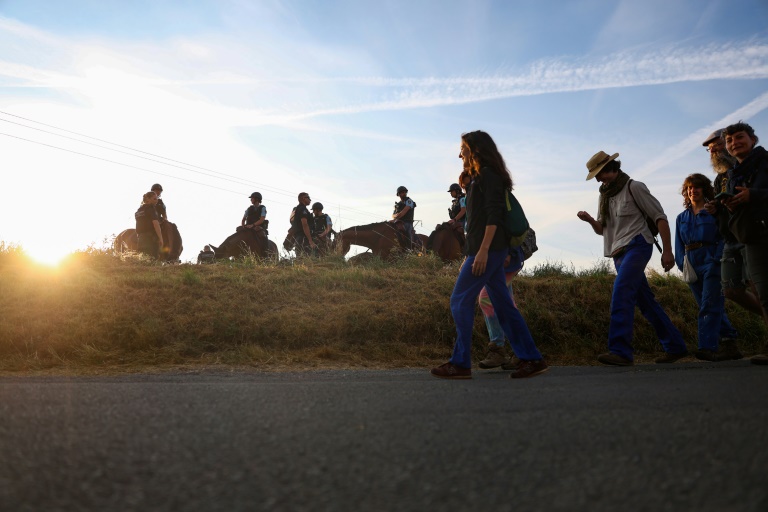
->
[393, 205, 411, 220]
[577, 211, 603, 235]
[454, 206, 466, 222]
[471, 225, 497, 276]
[301, 218, 316, 247]
[152, 220, 164, 247]
[321, 217, 332, 237]
[657, 218, 674, 272]
[674, 215, 684, 271]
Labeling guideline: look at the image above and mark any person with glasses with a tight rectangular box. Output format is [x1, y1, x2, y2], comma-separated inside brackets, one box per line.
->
[290, 192, 317, 256]
[703, 129, 759, 360]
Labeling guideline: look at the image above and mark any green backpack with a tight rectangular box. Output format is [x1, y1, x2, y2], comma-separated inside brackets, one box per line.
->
[504, 189, 530, 248]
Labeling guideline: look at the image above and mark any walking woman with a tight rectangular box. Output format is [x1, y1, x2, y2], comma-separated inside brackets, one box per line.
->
[431, 131, 547, 379]
[675, 173, 741, 361]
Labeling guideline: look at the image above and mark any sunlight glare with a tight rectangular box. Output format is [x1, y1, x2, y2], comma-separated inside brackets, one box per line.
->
[25, 244, 71, 267]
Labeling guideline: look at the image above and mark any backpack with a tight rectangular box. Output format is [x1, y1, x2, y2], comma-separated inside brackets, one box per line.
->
[519, 228, 538, 260]
[503, 189, 530, 248]
[626, 180, 662, 253]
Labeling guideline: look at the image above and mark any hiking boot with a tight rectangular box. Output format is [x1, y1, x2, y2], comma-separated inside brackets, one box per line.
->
[655, 351, 689, 364]
[430, 362, 472, 379]
[694, 349, 730, 362]
[751, 354, 768, 365]
[718, 338, 743, 360]
[510, 359, 548, 379]
[478, 343, 511, 369]
[501, 357, 521, 371]
[597, 353, 633, 366]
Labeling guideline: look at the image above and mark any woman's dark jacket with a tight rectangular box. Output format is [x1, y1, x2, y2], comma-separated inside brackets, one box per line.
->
[465, 166, 509, 256]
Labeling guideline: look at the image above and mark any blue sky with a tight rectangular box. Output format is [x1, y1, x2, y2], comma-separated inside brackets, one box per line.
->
[1, 0, 768, 268]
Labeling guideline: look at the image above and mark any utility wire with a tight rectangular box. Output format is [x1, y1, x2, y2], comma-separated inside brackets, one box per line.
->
[0, 131, 389, 227]
[0, 110, 387, 221]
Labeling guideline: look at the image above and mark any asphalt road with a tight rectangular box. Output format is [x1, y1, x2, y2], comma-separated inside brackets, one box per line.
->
[1, 362, 766, 512]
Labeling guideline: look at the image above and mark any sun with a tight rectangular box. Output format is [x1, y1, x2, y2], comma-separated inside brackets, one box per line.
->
[24, 245, 71, 267]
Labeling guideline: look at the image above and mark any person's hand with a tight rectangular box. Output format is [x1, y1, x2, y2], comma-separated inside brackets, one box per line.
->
[724, 187, 750, 211]
[661, 249, 675, 272]
[472, 249, 488, 276]
[448, 219, 455, 225]
[703, 201, 717, 215]
[577, 211, 594, 223]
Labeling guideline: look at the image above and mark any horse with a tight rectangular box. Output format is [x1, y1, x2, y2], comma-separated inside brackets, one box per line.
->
[113, 222, 183, 262]
[334, 221, 425, 261]
[209, 227, 278, 260]
[427, 222, 464, 262]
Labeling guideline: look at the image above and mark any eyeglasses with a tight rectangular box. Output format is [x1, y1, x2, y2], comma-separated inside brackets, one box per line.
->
[706, 142, 724, 153]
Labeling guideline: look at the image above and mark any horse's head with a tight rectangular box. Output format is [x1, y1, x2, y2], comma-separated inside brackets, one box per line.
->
[333, 230, 353, 256]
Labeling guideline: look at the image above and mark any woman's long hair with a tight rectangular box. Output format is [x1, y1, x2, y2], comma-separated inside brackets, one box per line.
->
[681, 173, 714, 209]
[461, 130, 513, 190]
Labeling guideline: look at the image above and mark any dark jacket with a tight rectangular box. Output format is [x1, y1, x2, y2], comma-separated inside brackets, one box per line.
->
[727, 146, 768, 218]
[465, 167, 509, 256]
[135, 204, 160, 235]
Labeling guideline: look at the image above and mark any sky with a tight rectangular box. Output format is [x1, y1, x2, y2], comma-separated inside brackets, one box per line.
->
[1, 0, 768, 269]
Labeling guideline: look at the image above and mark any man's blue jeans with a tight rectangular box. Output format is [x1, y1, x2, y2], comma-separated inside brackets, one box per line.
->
[449, 249, 542, 368]
[609, 235, 686, 360]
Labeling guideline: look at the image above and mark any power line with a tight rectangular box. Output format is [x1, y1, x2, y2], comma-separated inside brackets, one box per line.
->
[0, 110, 387, 222]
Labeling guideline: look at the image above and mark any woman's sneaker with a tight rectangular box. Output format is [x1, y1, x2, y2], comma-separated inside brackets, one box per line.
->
[510, 360, 548, 379]
[430, 362, 472, 379]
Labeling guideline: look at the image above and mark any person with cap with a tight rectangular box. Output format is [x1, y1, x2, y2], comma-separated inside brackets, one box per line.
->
[446, 183, 467, 228]
[431, 130, 547, 380]
[675, 173, 740, 361]
[719, 121, 768, 365]
[703, 129, 756, 360]
[135, 191, 163, 259]
[290, 192, 317, 256]
[151, 184, 168, 222]
[242, 192, 267, 232]
[577, 151, 687, 366]
[311, 202, 333, 244]
[391, 186, 417, 249]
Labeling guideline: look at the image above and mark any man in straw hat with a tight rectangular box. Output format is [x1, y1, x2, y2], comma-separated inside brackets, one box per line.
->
[577, 151, 687, 366]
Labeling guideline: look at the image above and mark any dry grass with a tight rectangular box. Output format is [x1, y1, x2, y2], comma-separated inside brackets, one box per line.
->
[1, 244, 766, 374]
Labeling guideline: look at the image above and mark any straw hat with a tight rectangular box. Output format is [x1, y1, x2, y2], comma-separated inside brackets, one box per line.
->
[586, 151, 619, 180]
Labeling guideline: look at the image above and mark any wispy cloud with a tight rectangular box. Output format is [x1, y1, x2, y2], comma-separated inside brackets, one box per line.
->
[634, 90, 768, 179]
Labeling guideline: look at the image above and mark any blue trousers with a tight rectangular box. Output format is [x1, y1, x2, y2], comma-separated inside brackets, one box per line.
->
[609, 235, 686, 360]
[449, 250, 542, 368]
[687, 255, 738, 351]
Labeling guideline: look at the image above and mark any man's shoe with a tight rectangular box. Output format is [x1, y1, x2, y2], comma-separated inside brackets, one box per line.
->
[430, 362, 472, 379]
[510, 359, 548, 379]
[597, 353, 633, 366]
[719, 338, 743, 360]
[478, 343, 511, 369]
[655, 351, 689, 364]
[500, 357, 521, 371]
[750, 354, 768, 365]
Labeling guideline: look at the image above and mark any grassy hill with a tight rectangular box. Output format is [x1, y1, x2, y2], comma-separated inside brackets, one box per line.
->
[1, 244, 765, 373]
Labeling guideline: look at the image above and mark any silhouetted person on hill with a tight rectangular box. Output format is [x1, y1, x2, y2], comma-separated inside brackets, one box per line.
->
[135, 191, 163, 259]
